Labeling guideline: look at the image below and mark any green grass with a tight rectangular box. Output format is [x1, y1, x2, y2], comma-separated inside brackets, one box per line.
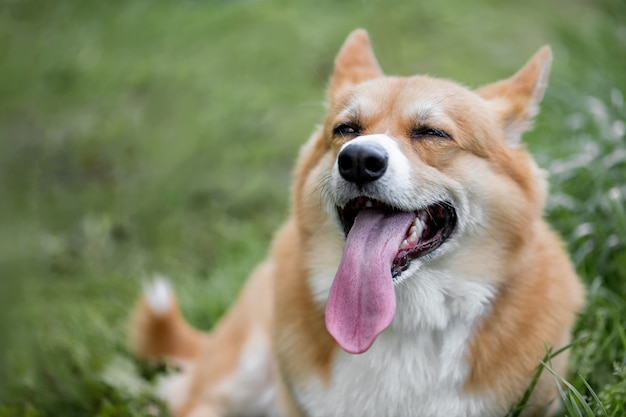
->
[0, 0, 624, 415]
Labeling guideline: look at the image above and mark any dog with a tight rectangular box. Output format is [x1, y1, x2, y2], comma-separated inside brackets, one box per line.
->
[130, 29, 585, 417]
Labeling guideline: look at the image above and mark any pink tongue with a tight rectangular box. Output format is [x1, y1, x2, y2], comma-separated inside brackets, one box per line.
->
[325, 209, 415, 354]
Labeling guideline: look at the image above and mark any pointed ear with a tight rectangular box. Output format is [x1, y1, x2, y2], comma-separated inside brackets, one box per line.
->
[477, 46, 552, 146]
[328, 29, 383, 104]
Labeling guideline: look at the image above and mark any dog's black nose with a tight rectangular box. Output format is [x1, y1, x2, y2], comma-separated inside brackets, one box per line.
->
[338, 143, 388, 186]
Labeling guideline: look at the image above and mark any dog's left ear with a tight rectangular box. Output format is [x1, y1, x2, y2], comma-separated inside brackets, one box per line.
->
[328, 29, 383, 104]
[477, 46, 552, 146]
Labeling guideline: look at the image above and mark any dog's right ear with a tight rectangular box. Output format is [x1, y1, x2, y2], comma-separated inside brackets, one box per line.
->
[328, 29, 383, 104]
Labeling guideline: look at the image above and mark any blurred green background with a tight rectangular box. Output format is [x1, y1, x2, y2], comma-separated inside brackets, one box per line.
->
[1, 0, 624, 415]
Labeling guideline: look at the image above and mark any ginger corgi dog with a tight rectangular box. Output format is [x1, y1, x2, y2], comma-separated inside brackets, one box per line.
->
[130, 30, 584, 417]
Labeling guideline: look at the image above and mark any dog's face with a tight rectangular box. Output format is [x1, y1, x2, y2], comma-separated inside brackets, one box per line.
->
[293, 30, 552, 354]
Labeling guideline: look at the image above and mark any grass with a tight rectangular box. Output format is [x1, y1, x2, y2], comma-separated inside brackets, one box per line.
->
[0, 0, 624, 415]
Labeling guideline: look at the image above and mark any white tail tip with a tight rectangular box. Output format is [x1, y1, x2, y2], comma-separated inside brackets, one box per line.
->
[143, 275, 173, 316]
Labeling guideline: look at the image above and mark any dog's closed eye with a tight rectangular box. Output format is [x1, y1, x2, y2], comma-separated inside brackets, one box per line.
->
[410, 127, 452, 141]
[333, 123, 362, 138]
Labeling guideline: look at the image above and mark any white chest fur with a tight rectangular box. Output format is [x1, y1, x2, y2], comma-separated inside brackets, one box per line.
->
[294, 321, 495, 417]
[300, 254, 503, 417]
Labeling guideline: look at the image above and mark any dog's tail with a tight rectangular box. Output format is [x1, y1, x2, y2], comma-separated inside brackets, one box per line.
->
[129, 277, 206, 362]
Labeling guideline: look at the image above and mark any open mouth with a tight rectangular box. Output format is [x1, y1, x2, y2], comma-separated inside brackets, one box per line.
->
[337, 197, 457, 278]
[326, 196, 458, 354]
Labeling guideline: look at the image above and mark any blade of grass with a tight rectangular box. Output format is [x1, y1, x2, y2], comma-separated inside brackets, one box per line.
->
[540, 360, 600, 417]
[507, 340, 581, 417]
[582, 377, 608, 416]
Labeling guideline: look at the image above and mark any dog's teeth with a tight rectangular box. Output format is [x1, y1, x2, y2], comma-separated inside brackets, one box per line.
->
[419, 210, 429, 223]
[399, 216, 426, 251]
[412, 218, 424, 236]
[365, 200, 373, 208]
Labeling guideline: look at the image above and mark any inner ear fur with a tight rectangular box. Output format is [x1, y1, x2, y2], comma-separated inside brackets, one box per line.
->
[328, 29, 384, 104]
[477, 46, 553, 145]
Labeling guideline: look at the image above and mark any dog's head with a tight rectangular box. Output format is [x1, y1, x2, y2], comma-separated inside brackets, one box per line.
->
[293, 30, 552, 354]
